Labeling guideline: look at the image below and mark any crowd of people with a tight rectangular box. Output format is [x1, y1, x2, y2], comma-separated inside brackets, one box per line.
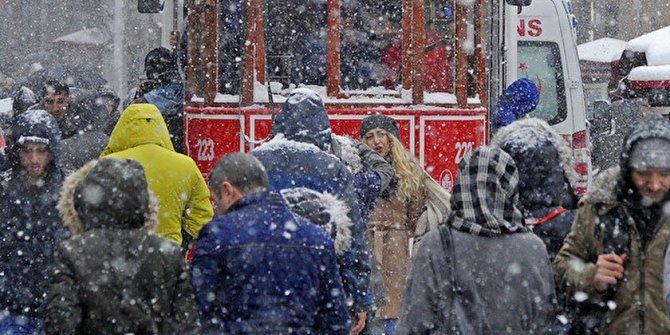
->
[2, 45, 670, 335]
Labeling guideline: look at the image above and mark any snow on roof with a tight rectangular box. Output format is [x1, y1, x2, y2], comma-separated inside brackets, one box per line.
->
[204, 87, 465, 107]
[628, 64, 670, 81]
[626, 26, 670, 66]
[578, 38, 627, 63]
[53, 28, 107, 45]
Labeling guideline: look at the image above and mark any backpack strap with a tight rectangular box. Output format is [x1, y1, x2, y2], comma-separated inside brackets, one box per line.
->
[525, 207, 568, 226]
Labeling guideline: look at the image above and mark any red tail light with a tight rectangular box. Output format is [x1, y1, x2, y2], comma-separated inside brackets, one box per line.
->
[570, 130, 591, 194]
[572, 130, 587, 149]
[0, 129, 5, 154]
[575, 162, 589, 176]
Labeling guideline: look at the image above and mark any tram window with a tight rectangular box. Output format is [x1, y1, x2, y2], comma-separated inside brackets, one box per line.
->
[219, 0, 246, 95]
[464, 0, 479, 98]
[267, 0, 327, 91]
[423, 0, 455, 94]
[341, 1, 402, 92]
[518, 41, 567, 125]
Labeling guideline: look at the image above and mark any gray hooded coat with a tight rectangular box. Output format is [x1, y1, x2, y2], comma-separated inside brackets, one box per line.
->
[395, 147, 556, 334]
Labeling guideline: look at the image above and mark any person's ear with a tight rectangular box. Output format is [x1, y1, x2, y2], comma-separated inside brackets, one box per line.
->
[221, 181, 236, 198]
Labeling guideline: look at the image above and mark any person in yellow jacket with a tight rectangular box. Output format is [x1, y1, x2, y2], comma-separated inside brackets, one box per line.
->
[100, 103, 213, 245]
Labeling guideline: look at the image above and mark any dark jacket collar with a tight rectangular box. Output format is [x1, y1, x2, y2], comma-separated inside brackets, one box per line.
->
[227, 191, 282, 214]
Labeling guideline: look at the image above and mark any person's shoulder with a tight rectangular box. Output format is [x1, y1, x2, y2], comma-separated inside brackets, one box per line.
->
[580, 167, 621, 206]
[145, 232, 183, 255]
[168, 151, 201, 169]
[139, 148, 202, 175]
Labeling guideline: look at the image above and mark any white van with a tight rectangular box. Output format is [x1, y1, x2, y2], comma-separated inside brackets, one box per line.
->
[507, 0, 591, 192]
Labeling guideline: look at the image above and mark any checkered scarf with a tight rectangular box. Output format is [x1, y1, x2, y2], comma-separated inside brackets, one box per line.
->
[448, 147, 527, 236]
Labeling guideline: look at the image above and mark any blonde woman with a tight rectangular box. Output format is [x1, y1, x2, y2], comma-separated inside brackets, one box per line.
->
[360, 115, 427, 335]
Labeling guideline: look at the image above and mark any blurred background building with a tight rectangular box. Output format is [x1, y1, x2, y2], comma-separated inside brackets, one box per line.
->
[573, 0, 670, 43]
[0, 0, 180, 98]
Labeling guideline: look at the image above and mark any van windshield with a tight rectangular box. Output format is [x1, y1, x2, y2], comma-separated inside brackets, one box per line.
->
[517, 41, 567, 125]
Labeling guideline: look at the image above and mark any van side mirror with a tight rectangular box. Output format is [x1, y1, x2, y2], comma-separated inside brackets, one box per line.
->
[506, 0, 532, 13]
[138, 0, 164, 13]
[506, 0, 532, 5]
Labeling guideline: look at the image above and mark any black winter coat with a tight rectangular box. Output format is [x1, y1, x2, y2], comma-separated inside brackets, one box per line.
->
[46, 229, 199, 335]
[526, 207, 576, 262]
[0, 109, 69, 317]
[0, 172, 68, 317]
[45, 160, 200, 335]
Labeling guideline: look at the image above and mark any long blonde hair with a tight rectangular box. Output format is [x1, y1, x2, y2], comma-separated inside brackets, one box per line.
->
[388, 134, 425, 202]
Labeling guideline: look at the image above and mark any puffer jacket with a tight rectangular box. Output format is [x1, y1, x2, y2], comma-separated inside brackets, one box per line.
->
[251, 88, 370, 312]
[190, 191, 350, 334]
[100, 103, 213, 244]
[554, 114, 670, 334]
[45, 159, 200, 334]
[0, 110, 69, 318]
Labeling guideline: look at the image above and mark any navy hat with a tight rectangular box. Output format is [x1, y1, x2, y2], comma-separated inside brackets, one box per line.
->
[360, 114, 400, 140]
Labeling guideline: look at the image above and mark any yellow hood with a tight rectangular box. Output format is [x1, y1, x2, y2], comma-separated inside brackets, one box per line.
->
[101, 103, 175, 157]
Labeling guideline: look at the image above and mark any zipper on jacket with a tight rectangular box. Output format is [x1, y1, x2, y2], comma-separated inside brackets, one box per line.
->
[623, 208, 646, 335]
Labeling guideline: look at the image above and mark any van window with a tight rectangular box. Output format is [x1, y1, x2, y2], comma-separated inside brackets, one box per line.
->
[517, 41, 567, 125]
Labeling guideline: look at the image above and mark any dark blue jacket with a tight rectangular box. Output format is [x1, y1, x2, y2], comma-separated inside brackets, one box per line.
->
[0, 110, 69, 317]
[190, 191, 350, 334]
[251, 89, 371, 312]
[143, 83, 183, 117]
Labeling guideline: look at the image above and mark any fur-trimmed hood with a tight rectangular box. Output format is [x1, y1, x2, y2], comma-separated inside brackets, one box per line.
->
[491, 117, 578, 210]
[579, 166, 620, 207]
[58, 159, 159, 234]
[280, 187, 352, 255]
[330, 134, 363, 174]
[491, 117, 577, 185]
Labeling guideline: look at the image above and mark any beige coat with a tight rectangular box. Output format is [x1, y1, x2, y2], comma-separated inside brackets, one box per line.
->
[554, 168, 670, 334]
[368, 186, 426, 319]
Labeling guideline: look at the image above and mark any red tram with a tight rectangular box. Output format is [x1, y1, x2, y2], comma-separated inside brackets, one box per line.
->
[179, 0, 588, 192]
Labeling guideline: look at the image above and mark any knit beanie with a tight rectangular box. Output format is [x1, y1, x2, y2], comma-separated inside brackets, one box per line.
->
[359, 114, 400, 140]
[629, 137, 670, 170]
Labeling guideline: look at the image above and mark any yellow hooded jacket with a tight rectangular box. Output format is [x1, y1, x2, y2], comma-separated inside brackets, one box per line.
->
[101, 104, 213, 244]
